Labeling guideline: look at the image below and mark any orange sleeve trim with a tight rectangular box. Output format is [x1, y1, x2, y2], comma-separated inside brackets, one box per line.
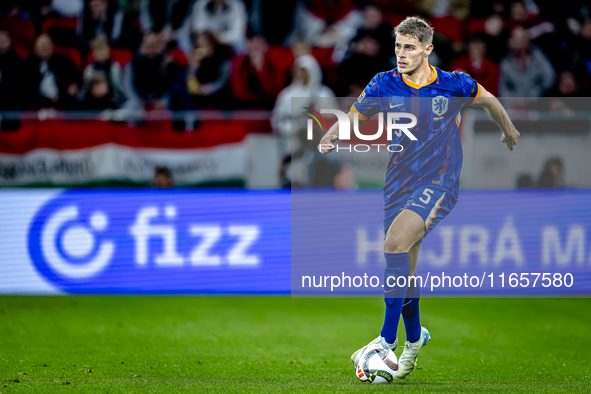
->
[472, 83, 481, 105]
[350, 104, 368, 121]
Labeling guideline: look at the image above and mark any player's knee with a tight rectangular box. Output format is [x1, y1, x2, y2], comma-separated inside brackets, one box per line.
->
[384, 233, 410, 253]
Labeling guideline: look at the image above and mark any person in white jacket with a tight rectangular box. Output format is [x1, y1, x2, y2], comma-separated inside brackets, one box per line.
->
[272, 54, 338, 186]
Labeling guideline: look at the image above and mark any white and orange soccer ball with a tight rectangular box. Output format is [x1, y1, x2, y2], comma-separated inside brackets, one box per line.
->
[354, 343, 398, 384]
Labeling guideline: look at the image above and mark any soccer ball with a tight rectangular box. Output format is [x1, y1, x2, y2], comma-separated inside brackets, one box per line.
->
[354, 343, 398, 384]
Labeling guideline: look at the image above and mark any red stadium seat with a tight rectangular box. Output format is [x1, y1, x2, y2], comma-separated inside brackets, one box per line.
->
[55, 45, 83, 70]
[311, 47, 338, 86]
[430, 16, 463, 43]
[110, 48, 134, 66]
[382, 13, 407, 29]
[165, 47, 188, 67]
[42, 17, 78, 33]
[0, 17, 35, 59]
[267, 46, 294, 75]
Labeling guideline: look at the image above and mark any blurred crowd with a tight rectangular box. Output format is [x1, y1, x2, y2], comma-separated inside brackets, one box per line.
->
[1, 0, 591, 120]
[517, 157, 564, 188]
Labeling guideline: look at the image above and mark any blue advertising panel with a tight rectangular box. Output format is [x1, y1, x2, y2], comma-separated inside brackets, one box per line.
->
[0, 189, 590, 296]
[291, 190, 591, 296]
[21, 190, 291, 294]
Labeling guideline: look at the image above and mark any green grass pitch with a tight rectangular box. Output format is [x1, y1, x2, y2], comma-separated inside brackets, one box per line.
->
[0, 297, 590, 393]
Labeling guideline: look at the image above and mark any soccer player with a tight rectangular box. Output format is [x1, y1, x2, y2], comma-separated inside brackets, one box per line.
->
[318, 17, 520, 379]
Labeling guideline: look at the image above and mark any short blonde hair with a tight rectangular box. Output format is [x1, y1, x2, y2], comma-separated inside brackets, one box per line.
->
[394, 16, 434, 45]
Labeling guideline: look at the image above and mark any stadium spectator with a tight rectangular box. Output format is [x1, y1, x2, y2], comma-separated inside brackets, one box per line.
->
[231, 35, 293, 108]
[337, 32, 391, 96]
[272, 54, 337, 158]
[499, 26, 555, 97]
[537, 0, 591, 71]
[292, 0, 362, 50]
[335, 4, 394, 96]
[78, 0, 123, 44]
[77, 0, 139, 49]
[506, 1, 556, 50]
[81, 35, 125, 107]
[541, 70, 586, 116]
[278, 155, 292, 188]
[21, 34, 79, 109]
[162, 44, 194, 130]
[187, 31, 233, 108]
[139, 0, 193, 52]
[0, 0, 44, 19]
[311, 153, 341, 188]
[538, 158, 564, 188]
[571, 18, 591, 92]
[247, 0, 298, 46]
[80, 71, 118, 110]
[451, 35, 499, 96]
[333, 3, 394, 64]
[190, 0, 247, 53]
[152, 166, 174, 187]
[468, 10, 506, 64]
[121, 32, 168, 110]
[0, 0, 590, 118]
[0, 30, 21, 111]
[473, 1, 557, 64]
[516, 174, 534, 188]
[428, 0, 471, 56]
[49, 0, 85, 17]
[549, 70, 581, 97]
[291, 40, 312, 59]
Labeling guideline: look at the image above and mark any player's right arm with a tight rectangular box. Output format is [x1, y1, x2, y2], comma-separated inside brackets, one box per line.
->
[317, 111, 354, 154]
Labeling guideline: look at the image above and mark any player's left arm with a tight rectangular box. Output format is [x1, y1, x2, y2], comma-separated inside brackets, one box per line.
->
[471, 86, 520, 151]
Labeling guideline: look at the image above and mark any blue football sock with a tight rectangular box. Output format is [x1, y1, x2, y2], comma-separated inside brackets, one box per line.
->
[402, 281, 421, 343]
[380, 252, 410, 345]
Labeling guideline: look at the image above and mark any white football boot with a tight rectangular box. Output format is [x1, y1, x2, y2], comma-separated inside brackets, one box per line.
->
[350, 335, 398, 364]
[397, 326, 431, 379]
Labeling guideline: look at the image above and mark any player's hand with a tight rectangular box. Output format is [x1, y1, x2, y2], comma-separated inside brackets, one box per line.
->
[318, 133, 339, 154]
[501, 128, 520, 151]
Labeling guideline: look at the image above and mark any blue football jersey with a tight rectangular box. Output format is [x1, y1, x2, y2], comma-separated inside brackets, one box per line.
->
[351, 65, 480, 206]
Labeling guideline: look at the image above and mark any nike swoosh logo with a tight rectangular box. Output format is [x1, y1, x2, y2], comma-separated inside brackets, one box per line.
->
[411, 203, 425, 208]
[389, 103, 403, 108]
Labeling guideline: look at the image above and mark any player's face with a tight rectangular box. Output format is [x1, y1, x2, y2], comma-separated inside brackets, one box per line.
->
[395, 34, 432, 74]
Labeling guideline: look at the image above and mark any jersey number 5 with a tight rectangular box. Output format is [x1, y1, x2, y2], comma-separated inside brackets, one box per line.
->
[419, 189, 434, 204]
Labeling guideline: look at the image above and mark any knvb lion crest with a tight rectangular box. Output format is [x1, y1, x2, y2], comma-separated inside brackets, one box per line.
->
[432, 96, 448, 116]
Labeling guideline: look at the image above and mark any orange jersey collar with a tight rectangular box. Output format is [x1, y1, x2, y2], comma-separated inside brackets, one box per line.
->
[401, 65, 438, 89]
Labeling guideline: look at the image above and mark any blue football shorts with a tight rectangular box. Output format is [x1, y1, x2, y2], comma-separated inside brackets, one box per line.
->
[383, 185, 457, 243]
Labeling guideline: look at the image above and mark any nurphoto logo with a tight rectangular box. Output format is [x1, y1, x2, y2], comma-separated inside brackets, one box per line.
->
[303, 107, 419, 153]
